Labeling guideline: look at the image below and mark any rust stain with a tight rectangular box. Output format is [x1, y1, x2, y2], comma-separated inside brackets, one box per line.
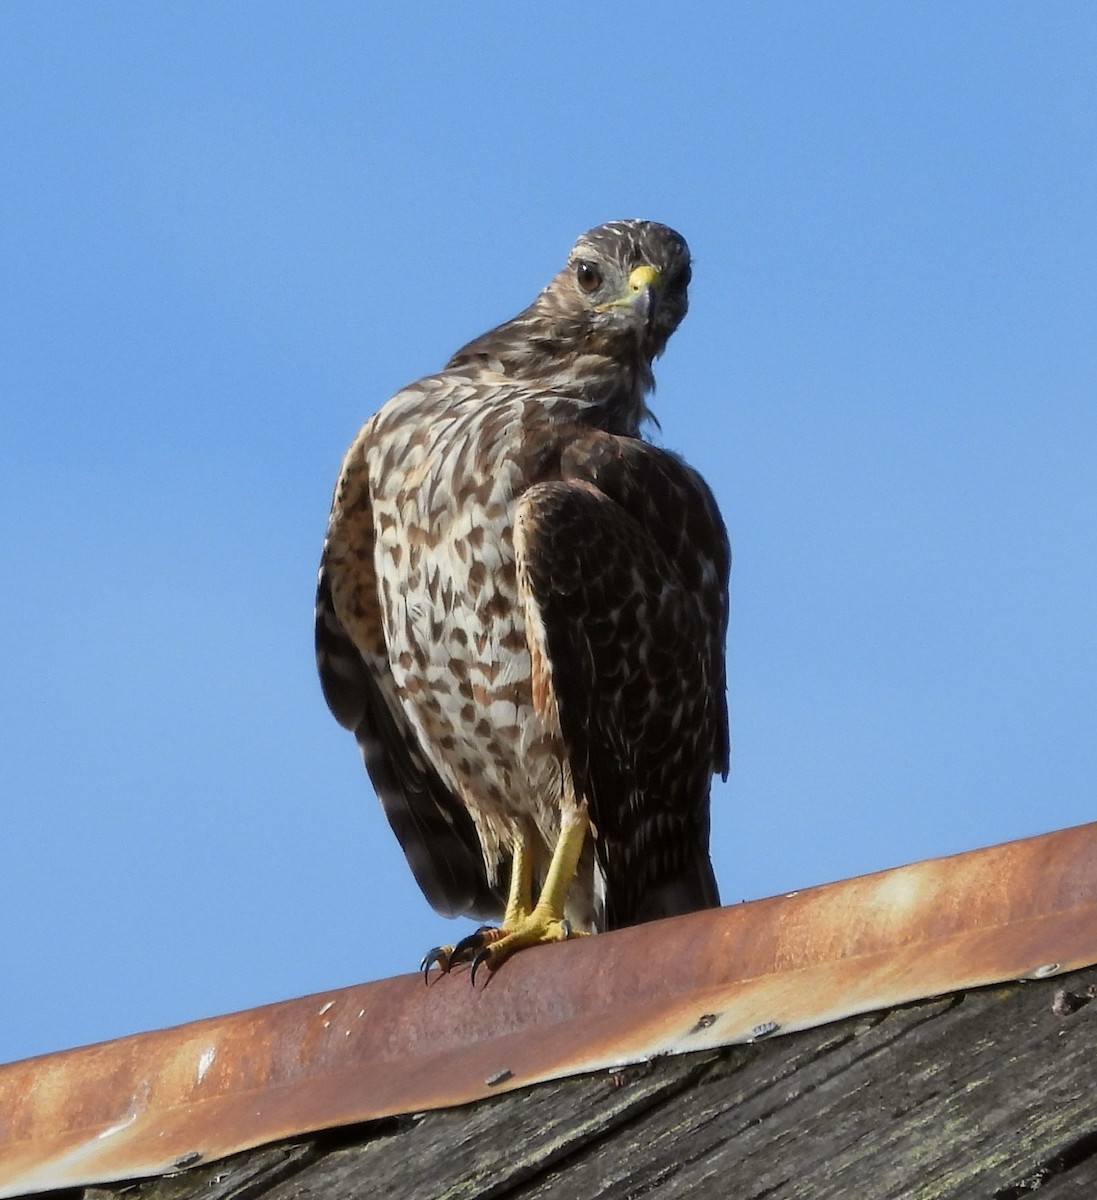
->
[4, 821, 1097, 1198]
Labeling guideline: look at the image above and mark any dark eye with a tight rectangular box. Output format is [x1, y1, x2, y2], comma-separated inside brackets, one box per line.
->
[576, 260, 602, 293]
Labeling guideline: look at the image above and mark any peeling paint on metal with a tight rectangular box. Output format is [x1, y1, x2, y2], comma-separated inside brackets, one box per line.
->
[3, 820, 1097, 1199]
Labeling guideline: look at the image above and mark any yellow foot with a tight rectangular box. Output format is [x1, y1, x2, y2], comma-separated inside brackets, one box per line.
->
[420, 912, 587, 985]
[421, 808, 592, 985]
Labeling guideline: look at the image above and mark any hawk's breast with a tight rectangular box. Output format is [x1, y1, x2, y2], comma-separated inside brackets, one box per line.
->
[364, 382, 568, 859]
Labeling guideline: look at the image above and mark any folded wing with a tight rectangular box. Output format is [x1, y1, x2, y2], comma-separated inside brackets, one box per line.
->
[515, 431, 730, 930]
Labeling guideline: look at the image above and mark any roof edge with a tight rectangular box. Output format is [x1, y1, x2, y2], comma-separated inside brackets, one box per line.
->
[4, 820, 1097, 1197]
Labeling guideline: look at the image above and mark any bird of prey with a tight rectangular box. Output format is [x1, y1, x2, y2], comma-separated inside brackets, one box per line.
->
[316, 219, 729, 980]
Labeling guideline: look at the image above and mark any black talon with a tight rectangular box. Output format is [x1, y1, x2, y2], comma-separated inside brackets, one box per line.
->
[450, 935, 480, 962]
[451, 926, 494, 965]
[560, 919, 572, 940]
[419, 946, 450, 983]
[470, 947, 494, 987]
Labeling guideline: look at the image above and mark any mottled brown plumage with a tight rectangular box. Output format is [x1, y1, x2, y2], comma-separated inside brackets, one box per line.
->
[316, 219, 729, 970]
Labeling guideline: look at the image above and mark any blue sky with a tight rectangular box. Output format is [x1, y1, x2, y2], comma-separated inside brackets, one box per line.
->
[2, 4, 1095, 1065]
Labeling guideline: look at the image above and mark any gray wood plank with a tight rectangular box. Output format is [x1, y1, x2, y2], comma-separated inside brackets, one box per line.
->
[256, 1052, 718, 1200]
[82, 1143, 317, 1200]
[519, 968, 1097, 1200]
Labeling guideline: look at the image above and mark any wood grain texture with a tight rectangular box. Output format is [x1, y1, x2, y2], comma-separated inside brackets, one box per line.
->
[59, 966, 1097, 1200]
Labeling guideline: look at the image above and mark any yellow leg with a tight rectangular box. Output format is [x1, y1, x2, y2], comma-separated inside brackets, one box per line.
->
[468, 808, 590, 980]
[526, 807, 589, 931]
[421, 809, 589, 983]
[502, 821, 536, 929]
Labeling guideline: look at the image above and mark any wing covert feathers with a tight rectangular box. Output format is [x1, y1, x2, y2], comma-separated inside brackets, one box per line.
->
[515, 432, 729, 930]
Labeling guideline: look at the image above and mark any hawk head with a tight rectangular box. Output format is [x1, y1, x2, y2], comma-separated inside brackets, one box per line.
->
[555, 219, 692, 362]
[448, 220, 692, 432]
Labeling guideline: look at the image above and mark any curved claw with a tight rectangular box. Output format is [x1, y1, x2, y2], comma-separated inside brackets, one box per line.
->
[419, 946, 451, 983]
[450, 930, 487, 964]
[470, 947, 494, 988]
[420, 926, 501, 984]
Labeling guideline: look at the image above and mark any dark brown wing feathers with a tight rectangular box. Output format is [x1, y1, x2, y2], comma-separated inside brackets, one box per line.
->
[516, 432, 730, 930]
[560, 432, 731, 779]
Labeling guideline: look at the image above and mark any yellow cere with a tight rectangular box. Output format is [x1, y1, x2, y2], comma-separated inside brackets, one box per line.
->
[627, 264, 661, 293]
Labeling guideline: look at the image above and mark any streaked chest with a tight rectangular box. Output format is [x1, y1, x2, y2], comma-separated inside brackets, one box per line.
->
[365, 390, 543, 802]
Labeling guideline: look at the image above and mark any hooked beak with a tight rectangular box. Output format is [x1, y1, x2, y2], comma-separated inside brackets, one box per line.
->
[596, 264, 663, 324]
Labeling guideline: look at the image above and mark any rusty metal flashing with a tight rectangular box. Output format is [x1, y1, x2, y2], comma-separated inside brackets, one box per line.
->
[4, 820, 1097, 1198]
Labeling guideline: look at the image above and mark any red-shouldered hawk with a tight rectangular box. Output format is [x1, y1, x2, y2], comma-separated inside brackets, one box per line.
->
[316, 220, 729, 979]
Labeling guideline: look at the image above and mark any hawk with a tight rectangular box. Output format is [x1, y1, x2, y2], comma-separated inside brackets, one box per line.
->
[316, 219, 729, 979]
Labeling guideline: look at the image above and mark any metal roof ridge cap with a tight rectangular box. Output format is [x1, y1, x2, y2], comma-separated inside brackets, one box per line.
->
[4, 818, 1096, 1071]
[4, 819, 1097, 1199]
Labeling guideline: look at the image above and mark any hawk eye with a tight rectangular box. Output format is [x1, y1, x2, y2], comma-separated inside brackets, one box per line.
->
[576, 261, 602, 294]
